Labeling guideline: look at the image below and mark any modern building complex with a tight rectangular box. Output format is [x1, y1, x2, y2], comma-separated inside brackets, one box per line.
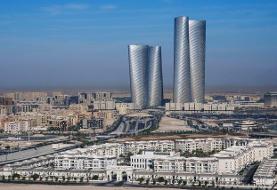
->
[1, 11, 276, 190]
[128, 45, 163, 109]
[173, 16, 206, 103]
[128, 16, 206, 108]
[1, 137, 274, 187]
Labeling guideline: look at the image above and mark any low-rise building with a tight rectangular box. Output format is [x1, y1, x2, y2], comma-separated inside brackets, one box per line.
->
[213, 139, 273, 174]
[4, 120, 30, 134]
[165, 102, 234, 114]
[253, 158, 277, 187]
[55, 154, 117, 171]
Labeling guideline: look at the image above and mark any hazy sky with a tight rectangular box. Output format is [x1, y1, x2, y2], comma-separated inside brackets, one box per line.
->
[0, 0, 276, 90]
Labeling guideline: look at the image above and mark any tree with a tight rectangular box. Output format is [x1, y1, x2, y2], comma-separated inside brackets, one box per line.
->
[137, 177, 144, 184]
[212, 180, 216, 187]
[12, 173, 21, 180]
[157, 177, 165, 183]
[146, 178, 150, 184]
[5, 145, 10, 151]
[92, 175, 99, 180]
[80, 177, 84, 182]
[31, 173, 40, 181]
[183, 180, 187, 186]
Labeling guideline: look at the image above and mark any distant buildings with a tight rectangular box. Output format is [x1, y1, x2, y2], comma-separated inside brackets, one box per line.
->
[128, 45, 163, 109]
[3, 91, 47, 101]
[79, 91, 112, 105]
[165, 102, 234, 114]
[264, 92, 277, 108]
[173, 16, 206, 103]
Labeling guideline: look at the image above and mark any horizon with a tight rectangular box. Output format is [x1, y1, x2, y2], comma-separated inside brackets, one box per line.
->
[0, 0, 276, 89]
[1, 84, 277, 95]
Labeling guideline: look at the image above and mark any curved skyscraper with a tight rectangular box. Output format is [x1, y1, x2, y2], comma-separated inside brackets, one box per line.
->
[173, 16, 191, 103]
[148, 46, 163, 107]
[189, 20, 206, 103]
[128, 45, 149, 109]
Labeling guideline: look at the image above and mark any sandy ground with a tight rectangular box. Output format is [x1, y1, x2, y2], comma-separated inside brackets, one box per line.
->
[156, 116, 193, 132]
[0, 183, 181, 190]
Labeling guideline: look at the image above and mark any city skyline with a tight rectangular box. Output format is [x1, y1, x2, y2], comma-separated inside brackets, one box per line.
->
[1, 1, 277, 188]
[0, 0, 276, 90]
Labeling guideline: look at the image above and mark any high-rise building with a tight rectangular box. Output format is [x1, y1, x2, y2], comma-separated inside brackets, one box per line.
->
[128, 45, 149, 109]
[264, 92, 277, 108]
[148, 46, 163, 107]
[128, 45, 163, 109]
[189, 20, 206, 103]
[173, 16, 206, 103]
[173, 16, 191, 103]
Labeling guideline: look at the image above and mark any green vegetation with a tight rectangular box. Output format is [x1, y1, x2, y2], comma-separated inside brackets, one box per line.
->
[119, 152, 133, 165]
[157, 176, 165, 183]
[12, 173, 21, 179]
[137, 177, 144, 184]
[67, 125, 81, 131]
[31, 173, 40, 181]
[92, 175, 99, 180]
[180, 149, 220, 157]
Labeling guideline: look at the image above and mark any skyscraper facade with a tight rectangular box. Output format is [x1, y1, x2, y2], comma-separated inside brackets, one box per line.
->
[173, 16, 191, 103]
[128, 45, 149, 109]
[148, 46, 163, 107]
[128, 45, 163, 109]
[173, 16, 206, 103]
[189, 20, 206, 103]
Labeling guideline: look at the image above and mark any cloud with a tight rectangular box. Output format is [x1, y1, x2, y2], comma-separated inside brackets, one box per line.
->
[42, 3, 89, 15]
[99, 4, 117, 11]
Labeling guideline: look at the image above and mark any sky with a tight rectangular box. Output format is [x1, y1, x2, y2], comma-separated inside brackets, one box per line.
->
[0, 0, 276, 90]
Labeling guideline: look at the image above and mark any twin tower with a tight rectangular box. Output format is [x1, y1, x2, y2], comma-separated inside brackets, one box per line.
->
[128, 16, 206, 109]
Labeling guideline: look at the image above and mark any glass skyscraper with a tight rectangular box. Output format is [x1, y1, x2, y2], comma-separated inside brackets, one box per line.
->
[189, 19, 206, 103]
[128, 45, 163, 108]
[148, 46, 163, 107]
[173, 16, 206, 103]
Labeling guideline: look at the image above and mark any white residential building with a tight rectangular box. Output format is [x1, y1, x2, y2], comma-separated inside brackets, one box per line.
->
[213, 139, 273, 174]
[4, 120, 30, 134]
[253, 158, 277, 187]
[131, 151, 218, 174]
[55, 151, 117, 170]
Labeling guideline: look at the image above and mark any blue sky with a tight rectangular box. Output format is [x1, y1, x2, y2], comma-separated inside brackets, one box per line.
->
[0, 0, 276, 90]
